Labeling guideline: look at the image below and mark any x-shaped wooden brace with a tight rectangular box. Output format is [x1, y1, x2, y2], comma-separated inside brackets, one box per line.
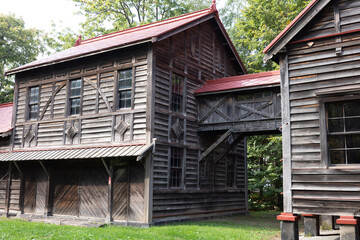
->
[199, 96, 232, 124]
[235, 101, 273, 120]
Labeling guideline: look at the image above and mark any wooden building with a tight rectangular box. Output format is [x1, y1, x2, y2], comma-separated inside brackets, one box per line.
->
[0, 4, 262, 225]
[264, 0, 360, 238]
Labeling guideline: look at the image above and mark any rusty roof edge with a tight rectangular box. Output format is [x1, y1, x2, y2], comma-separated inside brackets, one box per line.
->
[263, 0, 330, 62]
[195, 83, 280, 96]
[5, 39, 153, 76]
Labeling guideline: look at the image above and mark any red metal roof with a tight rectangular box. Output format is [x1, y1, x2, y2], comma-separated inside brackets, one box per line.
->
[0, 103, 13, 134]
[195, 70, 280, 94]
[263, 0, 318, 53]
[7, 6, 232, 75]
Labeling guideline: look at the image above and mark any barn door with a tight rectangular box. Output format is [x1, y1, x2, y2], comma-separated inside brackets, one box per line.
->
[52, 169, 79, 216]
[79, 168, 108, 218]
[112, 167, 128, 220]
[128, 166, 144, 221]
[23, 170, 36, 213]
[35, 170, 47, 214]
[112, 163, 144, 221]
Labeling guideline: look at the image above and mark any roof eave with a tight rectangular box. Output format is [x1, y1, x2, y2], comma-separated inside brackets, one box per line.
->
[263, 0, 331, 62]
[195, 83, 280, 96]
[5, 39, 153, 76]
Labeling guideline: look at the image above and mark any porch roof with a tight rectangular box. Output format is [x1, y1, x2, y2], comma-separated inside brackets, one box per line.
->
[0, 144, 153, 162]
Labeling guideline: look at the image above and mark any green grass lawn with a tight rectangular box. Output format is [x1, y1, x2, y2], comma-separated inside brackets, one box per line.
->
[0, 211, 280, 240]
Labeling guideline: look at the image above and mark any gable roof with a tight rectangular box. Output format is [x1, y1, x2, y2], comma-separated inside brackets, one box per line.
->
[6, 5, 246, 75]
[195, 70, 280, 95]
[0, 103, 13, 137]
[263, 0, 331, 62]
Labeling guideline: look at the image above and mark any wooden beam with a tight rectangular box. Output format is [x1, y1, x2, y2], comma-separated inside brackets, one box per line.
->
[38, 161, 49, 177]
[13, 162, 22, 175]
[214, 134, 243, 164]
[101, 158, 111, 176]
[199, 129, 233, 162]
[44, 167, 51, 216]
[280, 54, 292, 213]
[333, 0, 342, 55]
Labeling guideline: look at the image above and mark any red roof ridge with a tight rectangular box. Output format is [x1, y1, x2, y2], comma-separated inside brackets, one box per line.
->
[205, 70, 280, 83]
[80, 8, 214, 45]
[0, 102, 13, 108]
[263, 0, 318, 53]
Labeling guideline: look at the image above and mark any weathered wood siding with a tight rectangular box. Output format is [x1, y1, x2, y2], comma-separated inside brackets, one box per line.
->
[13, 45, 150, 150]
[285, 0, 360, 215]
[152, 19, 247, 222]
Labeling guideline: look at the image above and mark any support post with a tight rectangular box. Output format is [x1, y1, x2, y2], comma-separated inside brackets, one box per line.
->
[336, 216, 360, 240]
[4, 163, 12, 218]
[277, 212, 300, 240]
[303, 214, 320, 236]
[44, 167, 51, 216]
[107, 165, 113, 223]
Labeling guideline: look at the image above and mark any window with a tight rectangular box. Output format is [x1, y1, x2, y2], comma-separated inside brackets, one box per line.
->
[28, 86, 39, 119]
[171, 74, 183, 112]
[226, 157, 235, 188]
[170, 147, 183, 188]
[69, 79, 81, 115]
[118, 69, 132, 109]
[326, 99, 360, 164]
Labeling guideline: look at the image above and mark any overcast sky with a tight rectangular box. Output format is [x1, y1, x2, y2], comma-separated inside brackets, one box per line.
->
[1, 0, 226, 34]
[1, 0, 84, 33]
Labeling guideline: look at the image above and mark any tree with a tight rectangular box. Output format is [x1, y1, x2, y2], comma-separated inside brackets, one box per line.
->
[73, 0, 210, 38]
[229, 0, 311, 73]
[0, 14, 45, 103]
[247, 135, 283, 210]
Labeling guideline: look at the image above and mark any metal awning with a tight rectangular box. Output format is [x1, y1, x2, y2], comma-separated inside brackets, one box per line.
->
[0, 144, 153, 161]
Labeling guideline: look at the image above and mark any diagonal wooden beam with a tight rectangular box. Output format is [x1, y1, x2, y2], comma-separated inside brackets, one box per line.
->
[236, 101, 273, 120]
[199, 96, 232, 123]
[214, 134, 243, 164]
[38, 161, 49, 178]
[101, 158, 111, 176]
[199, 129, 233, 162]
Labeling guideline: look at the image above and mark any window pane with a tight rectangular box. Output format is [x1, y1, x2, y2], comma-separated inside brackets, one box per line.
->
[327, 102, 343, 118]
[330, 150, 346, 164]
[70, 98, 80, 115]
[347, 150, 360, 164]
[119, 90, 131, 108]
[170, 147, 183, 188]
[328, 136, 345, 149]
[118, 69, 132, 89]
[29, 105, 38, 119]
[70, 79, 81, 97]
[328, 119, 344, 132]
[172, 74, 183, 95]
[29, 87, 39, 104]
[346, 135, 360, 148]
[171, 95, 182, 112]
[344, 100, 360, 117]
[345, 117, 360, 132]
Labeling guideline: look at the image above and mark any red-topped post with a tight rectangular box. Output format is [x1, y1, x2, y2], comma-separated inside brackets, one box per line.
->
[277, 212, 300, 240]
[336, 216, 359, 239]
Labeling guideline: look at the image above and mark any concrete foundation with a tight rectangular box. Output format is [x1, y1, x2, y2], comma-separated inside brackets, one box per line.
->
[304, 215, 320, 236]
[339, 225, 359, 240]
[280, 220, 299, 240]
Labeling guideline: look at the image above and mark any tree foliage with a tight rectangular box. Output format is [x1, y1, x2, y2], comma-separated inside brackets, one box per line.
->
[229, 0, 311, 73]
[247, 135, 283, 210]
[73, 0, 210, 38]
[0, 14, 45, 103]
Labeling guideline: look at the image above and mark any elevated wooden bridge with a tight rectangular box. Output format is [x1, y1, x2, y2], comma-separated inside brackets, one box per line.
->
[195, 70, 281, 162]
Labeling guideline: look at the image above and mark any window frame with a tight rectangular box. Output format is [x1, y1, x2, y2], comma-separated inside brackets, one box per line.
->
[117, 68, 134, 110]
[169, 147, 184, 189]
[68, 78, 82, 116]
[170, 73, 184, 113]
[318, 91, 360, 168]
[27, 86, 40, 120]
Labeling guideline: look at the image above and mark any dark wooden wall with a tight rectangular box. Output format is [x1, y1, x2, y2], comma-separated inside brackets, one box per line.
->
[13, 45, 150, 150]
[151, 19, 247, 223]
[283, 0, 360, 215]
